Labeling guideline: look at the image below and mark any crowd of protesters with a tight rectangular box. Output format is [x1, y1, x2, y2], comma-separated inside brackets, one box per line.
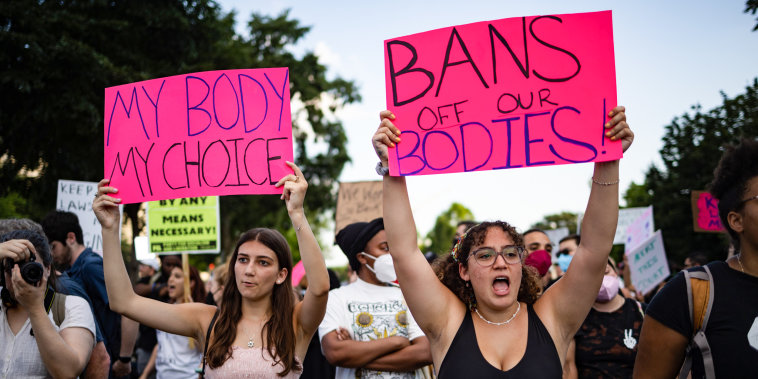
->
[1, 116, 756, 379]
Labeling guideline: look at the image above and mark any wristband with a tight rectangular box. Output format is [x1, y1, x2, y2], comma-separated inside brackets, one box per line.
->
[118, 356, 131, 363]
[376, 162, 389, 176]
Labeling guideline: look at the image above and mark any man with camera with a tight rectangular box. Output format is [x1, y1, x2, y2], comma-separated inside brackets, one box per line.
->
[42, 211, 138, 378]
[0, 229, 96, 378]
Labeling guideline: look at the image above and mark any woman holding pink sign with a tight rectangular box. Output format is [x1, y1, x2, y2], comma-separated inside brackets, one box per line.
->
[93, 161, 329, 378]
[372, 106, 633, 377]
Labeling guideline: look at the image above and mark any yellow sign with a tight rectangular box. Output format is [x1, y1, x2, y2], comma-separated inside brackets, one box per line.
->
[147, 196, 220, 254]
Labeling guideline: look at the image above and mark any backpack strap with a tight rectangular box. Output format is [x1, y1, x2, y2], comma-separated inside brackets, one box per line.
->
[678, 265, 716, 379]
[197, 309, 219, 378]
[31, 287, 65, 336]
[51, 292, 67, 327]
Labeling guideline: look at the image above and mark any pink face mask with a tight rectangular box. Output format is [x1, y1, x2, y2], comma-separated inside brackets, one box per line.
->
[596, 275, 619, 303]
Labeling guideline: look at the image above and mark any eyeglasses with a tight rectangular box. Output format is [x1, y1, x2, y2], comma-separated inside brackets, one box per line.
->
[469, 246, 525, 266]
[738, 195, 758, 208]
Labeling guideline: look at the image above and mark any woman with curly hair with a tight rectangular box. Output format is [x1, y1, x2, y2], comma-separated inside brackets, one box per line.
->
[372, 107, 633, 377]
[635, 138, 758, 378]
[94, 162, 329, 378]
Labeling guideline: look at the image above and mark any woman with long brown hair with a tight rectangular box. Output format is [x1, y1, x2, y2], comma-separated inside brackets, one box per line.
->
[94, 162, 329, 378]
[372, 107, 634, 377]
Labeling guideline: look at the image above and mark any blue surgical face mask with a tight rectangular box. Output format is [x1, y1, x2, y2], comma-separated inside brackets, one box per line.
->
[557, 254, 573, 272]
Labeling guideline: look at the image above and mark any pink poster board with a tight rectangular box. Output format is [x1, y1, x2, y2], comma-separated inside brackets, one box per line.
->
[383, 11, 620, 176]
[104, 68, 293, 204]
[691, 191, 725, 233]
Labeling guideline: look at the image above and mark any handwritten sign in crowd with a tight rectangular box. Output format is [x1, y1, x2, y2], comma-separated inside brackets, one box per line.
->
[626, 230, 670, 295]
[383, 11, 620, 176]
[691, 191, 725, 233]
[624, 206, 654, 252]
[57, 179, 122, 254]
[335, 181, 383, 234]
[104, 68, 294, 204]
[147, 196, 220, 254]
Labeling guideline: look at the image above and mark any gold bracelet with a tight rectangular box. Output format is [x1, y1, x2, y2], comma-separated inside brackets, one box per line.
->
[592, 177, 619, 186]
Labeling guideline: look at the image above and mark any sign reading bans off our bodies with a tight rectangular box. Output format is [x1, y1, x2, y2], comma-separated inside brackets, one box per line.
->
[147, 196, 220, 254]
[384, 11, 621, 176]
[104, 68, 294, 204]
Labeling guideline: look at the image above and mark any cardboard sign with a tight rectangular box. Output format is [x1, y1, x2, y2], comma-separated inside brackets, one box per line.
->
[624, 206, 654, 252]
[104, 68, 294, 204]
[335, 181, 383, 234]
[577, 206, 651, 245]
[383, 11, 620, 176]
[147, 196, 220, 254]
[691, 191, 725, 233]
[626, 230, 670, 295]
[56, 179, 122, 254]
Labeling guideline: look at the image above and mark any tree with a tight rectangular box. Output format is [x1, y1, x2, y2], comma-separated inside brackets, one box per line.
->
[0, 2, 358, 271]
[420, 203, 474, 256]
[531, 211, 579, 234]
[747, 0, 758, 31]
[625, 79, 758, 265]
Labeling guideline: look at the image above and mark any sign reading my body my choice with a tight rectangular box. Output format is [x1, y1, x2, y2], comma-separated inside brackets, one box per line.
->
[384, 11, 620, 176]
[104, 68, 293, 204]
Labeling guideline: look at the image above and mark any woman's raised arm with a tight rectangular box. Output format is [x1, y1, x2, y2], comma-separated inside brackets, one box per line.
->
[279, 163, 329, 342]
[537, 106, 634, 344]
[93, 180, 215, 339]
[374, 110, 465, 340]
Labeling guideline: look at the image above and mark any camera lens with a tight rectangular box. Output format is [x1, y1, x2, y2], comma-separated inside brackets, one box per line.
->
[19, 261, 43, 285]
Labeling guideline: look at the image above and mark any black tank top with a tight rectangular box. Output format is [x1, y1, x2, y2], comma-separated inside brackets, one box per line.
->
[438, 304, 562, 378]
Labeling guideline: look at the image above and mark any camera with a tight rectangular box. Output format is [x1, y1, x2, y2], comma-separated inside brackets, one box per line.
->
[2, 255, 44, 286]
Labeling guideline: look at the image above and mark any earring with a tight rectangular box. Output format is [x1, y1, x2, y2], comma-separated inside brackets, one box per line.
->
[465, 281, 470, 287]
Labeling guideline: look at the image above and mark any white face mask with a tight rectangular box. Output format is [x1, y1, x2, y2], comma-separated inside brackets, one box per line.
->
[360, 253, 397, 284]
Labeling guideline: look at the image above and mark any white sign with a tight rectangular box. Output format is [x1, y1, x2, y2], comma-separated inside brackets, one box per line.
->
[544, 227, 569, 260]
[577, 206, 651, 245]
[56, 179, 122, 254]
[626, 230, 670, 295]
[624, 206, 654, 252]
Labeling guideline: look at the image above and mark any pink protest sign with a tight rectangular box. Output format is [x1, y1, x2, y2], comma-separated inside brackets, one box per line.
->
[691, 191, 725, 233]
[384, 11, 620, 176]
[104, 68, 293, 204]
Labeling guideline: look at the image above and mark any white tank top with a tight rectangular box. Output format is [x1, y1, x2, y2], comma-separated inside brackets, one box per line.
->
[155, 330, 203, 379]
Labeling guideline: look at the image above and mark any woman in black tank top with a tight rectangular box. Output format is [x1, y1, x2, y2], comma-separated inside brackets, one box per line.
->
[371, 106, 634, 377]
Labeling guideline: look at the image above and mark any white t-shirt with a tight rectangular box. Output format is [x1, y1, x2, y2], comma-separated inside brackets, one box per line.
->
[0, 294, 96, 379]
[318, 278, 426, 379]
[155, 330, 203, 379]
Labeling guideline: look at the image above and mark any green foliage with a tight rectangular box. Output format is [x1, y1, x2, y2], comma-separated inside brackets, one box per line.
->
[0, 2, 359, 272]
[747, 0, 758, 31]
[420, 203, 474, 256]
[0, 191, 28, 218]
[623, 180, 653, 208]
[636, 79, 758, 264]
[531, 211, 578, 234]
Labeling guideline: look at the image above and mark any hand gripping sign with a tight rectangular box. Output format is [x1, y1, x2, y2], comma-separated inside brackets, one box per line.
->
[384, 11, 621, 176]
[104, 68, 293, 204]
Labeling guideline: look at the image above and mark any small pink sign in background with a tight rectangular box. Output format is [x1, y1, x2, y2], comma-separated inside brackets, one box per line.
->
[384, 11, 620, 176]
[104, 68, 293, 204]
[691, 191, 725, 233]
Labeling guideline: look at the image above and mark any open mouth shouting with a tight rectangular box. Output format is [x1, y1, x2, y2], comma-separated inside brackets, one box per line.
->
[492, 275, 511, 296]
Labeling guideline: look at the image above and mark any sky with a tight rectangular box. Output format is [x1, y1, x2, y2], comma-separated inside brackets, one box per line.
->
[217, 0, 758, 265]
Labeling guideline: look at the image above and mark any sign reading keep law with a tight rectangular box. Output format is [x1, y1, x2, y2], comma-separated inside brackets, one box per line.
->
[384, 11, 620, 176]
[104, 68, 294, 204]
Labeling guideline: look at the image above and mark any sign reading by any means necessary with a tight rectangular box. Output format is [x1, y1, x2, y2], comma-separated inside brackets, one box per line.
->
[147, 196, 220, 254]
[383, 10, 621, 176]
[104, 68, 294, 204]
